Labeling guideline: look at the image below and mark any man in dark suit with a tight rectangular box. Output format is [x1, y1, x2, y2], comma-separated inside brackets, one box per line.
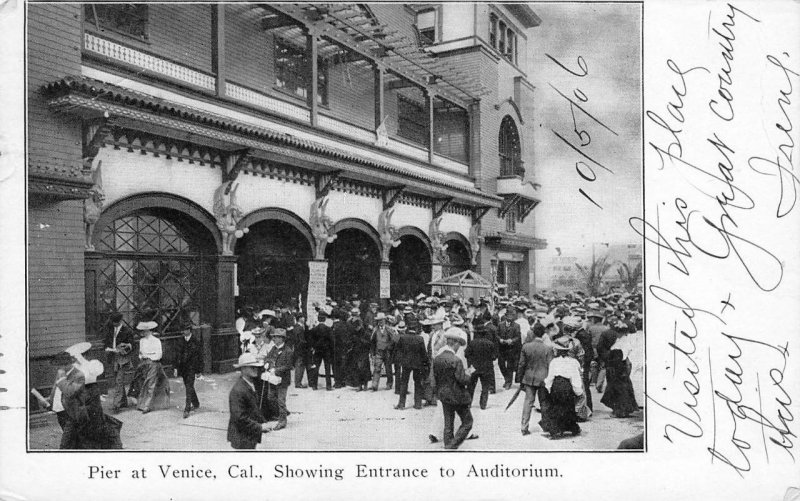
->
[265, 329, 294, 431]
[464, 325, 498, 410]
[103, 312, 135, 413]
[517, 327, 553, 435]
[496, 311, 522, 390]
[309, 310, 335, 390]
[393, 323, 428, 410]
[176, 327, 203, 418]
[289, 315, 311, 389]
[227, 353, 271, 449]
[433, 327, 476, 450]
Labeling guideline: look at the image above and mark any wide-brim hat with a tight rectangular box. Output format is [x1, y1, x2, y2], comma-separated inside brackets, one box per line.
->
[587, 310, 604, 319]
[251, 326, 266, 335]
[421, 311, 447, 325]
[136, 321, 158, 331]
[258, 309, 276, 318]
[81, 359, 105, 384]
[396, 322, 407, 332]
[375, 312, 386, 321]
[402, 306, 413, 314]
[563, 316, 582, 330]
[449, 314, 465, 326]
[271, 328, 287, 338]
[234, 353, 263, 368]
[444, 327, 467, 345]
[64, 341, 92, 357]
[350, 307, 361, 314]
[553, 336, 572, 351]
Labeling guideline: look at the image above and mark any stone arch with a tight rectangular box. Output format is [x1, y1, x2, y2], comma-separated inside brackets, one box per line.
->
[443, 231, 472, 275]
[325, 217, 383, 257]
[396, 225, 433, 257]
[444, 231, 472, 262]
[239, 207, 315, 253]
[498, 98, 525, 125]
[94, 192, 223, 254]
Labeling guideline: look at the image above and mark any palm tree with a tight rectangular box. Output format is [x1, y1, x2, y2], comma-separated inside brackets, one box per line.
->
[617, 261, 643, 292]
[575, 256, 611, 296]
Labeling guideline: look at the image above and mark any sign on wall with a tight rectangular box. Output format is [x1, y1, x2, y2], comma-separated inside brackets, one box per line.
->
[306, 260, 328, 325]
[379, 266, 390, 299]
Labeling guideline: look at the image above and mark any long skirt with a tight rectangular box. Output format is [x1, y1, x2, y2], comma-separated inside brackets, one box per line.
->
[132, 360, 169, 411]
[345, 346, 371, 387]
[601, 359, 639, 417]
[62, 384, 123, 449]
[539, 376, 581, 436]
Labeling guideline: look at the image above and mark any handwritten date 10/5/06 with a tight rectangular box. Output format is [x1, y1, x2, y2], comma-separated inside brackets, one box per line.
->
[546, 54, 619, 210]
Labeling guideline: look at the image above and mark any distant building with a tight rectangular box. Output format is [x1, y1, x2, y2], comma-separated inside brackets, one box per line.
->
[548, 255, 580, 292]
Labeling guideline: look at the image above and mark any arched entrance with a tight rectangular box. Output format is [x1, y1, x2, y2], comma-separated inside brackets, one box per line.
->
[390, 231, 432, 299]
[324, 221, 381, 302]
[443, 234, 472, 277]
[89, 201, 218, 338]
[235, 216, 313, 309]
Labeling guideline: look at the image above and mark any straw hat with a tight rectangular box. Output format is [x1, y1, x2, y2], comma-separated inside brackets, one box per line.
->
[233, 353, 263, 368]
[443, 327, 468, 345]
[136, 321, 158, 331]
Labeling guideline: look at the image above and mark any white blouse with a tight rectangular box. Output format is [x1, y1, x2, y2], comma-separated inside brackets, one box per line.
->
[139, 335, 162, 361]
[544, 356, 584, 395]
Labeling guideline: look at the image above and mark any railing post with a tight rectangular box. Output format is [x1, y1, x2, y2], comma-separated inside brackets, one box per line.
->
[374, 64, 385, 129]
[426, 89, 434, 163]
[212, 4, 225, 97]
[306, 28, 319, 127]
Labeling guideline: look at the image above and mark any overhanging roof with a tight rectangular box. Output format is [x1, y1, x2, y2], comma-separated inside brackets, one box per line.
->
[42, 76, 501, 208]
[505, 5, 542, 28]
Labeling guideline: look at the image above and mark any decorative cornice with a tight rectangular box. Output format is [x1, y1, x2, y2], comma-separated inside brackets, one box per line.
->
[42, 76, 501, 208]
[106, 127, 224, 168]
[29, 174, 95, 199]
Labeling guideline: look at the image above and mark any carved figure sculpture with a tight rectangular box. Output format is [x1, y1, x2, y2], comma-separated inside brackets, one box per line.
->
[310, 196, 337, 260]
[213, 181, 248, 255]
[429, 216, 449, 264]
[377, 207, 400, 262]
[84, 162, 105, 251]
[468, 221, 481, 266]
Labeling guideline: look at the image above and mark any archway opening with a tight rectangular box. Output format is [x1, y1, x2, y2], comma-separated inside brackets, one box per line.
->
[390, 234, 432, 299]
[91, 207, 217, 338]
[325, 227, 380, 302]
[235, 219, 312, 309]
[443, 238, 471, 277]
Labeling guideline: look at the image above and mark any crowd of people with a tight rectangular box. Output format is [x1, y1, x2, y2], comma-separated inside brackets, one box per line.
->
[229, 289, 643, 449]
[40, 288, 642, 450]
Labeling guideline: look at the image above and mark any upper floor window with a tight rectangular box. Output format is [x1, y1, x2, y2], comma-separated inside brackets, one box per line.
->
[415, 8, 437, 46]
[499, 115, 522, 177]
[488, 12, 518, 65]
[274, 38, 328, 105]
[84, 4, 149, 42]
[397, 94, 429, 147]
[505, 206, 517, 233]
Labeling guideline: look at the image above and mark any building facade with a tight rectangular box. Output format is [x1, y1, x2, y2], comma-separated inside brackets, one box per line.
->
[27, 3, 545, 388]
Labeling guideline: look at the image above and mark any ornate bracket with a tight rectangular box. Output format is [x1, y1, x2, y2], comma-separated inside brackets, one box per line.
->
[82, 117, 112, 172]
[498, 194, 521, 219]
[471, 206, 491, 225]
[428, 215, 449, 265]
[468, 219, 482, 267]
[310, 195, 337, 260]
[315, 170, 342, 199]
[382, 185, 405, 210]
[225, 148, 254, 189]
[432, 197, 454, 220]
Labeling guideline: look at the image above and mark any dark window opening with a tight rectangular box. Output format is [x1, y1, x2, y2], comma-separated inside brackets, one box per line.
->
[84, 4, 149, 42]
[274, 38, 329, 105]
[499, 115, 523, 177]
[397, 94, 429, 147]
[416, 9, 437, 45]
[505, 206, 517, 233]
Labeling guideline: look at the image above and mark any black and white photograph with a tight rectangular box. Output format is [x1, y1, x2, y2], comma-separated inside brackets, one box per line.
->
[24, 1, 644, 452]
[1, 0, 799, 499]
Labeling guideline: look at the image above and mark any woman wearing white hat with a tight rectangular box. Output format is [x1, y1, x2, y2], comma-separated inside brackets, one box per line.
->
[431, 327, 477, 449]
[54, 342, 123, 449]
[540, 337, 583, 439]
[135, 320, 165, 414]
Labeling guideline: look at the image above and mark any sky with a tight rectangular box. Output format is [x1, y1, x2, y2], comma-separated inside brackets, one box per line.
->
[526, 3, 642, 266]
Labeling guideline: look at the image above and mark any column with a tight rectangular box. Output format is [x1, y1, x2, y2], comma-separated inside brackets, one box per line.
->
[379, 262, 391, 301]
[374, 64, 385, 129]
[425, 90, 435, 163]
[306, 259, 328, 325]
[306, 29, 319, 127]
[430, 262, 443, 295]
[212, 4, 226, 97]
[213, 254, 238, 371]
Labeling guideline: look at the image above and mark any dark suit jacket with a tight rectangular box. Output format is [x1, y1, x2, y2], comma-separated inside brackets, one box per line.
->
[104, 324, 135, 369]
[433, 349, 472, 405]
[57, 366, 88, 422]
[575, 328, 594, 370]
[312, 322, 335, 354]
[175, 334, 203, 376]
[517, 338, 553, 386]
[227, 377, 266, 449]
[265, 344, 294, 388]
[497, 321, 522, 353]
[464, 336, 498, 374]
[395, 333, 428, 370]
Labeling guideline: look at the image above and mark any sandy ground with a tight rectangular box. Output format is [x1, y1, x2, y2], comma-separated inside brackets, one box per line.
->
[30, 333, 644, 451]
